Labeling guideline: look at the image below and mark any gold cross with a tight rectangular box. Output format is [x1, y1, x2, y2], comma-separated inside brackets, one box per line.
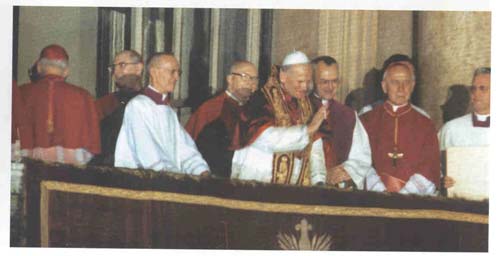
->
[387, 148, 404, 167]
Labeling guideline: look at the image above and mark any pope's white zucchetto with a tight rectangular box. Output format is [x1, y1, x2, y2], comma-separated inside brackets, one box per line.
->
[282, 50, 310, 66]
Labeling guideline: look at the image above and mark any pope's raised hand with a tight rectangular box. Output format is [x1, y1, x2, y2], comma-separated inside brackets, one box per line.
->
[307, 105, 328, 136]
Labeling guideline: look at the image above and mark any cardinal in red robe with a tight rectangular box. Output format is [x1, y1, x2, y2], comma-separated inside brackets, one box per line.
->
[20, 44, 100, 165]
[360, 62, 440, 195]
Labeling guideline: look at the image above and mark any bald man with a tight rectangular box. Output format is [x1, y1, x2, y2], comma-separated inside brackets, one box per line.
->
[185, 60, 258, 178]
[114, 53, 209, 176]
[360, 63, 441, 195]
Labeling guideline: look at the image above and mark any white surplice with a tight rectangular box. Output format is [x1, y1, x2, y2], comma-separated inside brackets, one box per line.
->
[439, 113, 490, 150]
[114, 87, 209, 175]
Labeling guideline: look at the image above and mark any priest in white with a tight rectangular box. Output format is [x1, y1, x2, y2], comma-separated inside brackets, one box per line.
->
[439, 67, 490, 188]
[231, 51, 328, 185]
[115, 53, 209, 176]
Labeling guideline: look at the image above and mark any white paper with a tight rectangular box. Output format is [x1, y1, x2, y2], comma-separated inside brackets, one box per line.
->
[446, 146, 489, 201]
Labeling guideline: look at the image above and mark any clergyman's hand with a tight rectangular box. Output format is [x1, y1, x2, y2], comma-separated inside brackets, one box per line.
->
[443, 175, 455, 189]
[326, 165, 352, 185]
[307, 105, 328, 136]
[200, 170, 211, 178]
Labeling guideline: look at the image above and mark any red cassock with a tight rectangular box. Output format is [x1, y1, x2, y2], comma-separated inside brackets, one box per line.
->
[360, 102, 440, 192]
[20, 75, 101, 154]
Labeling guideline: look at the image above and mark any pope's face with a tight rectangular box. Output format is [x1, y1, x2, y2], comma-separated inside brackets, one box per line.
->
[382, 65, 415, 106]
[470, 73, 490, 115]
[280, 64, 312, 99]
[314, 62, 340, 100]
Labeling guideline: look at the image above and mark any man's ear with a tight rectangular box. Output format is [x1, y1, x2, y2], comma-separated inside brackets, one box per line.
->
[409, 81, 416, 93]
[381, 81, 388, 94]
[62, 67, 69, 78]
[136, 62, 144, 75]
[36, 62, 43, 74]
[279, 70, 287, 84]
[226, 74, 233, 90]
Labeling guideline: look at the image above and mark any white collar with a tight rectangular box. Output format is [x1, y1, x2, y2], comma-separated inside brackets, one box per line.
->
[148, 85, 168, 101]
[388, 102, 408, 112]
[474, 112, 490, 122]
[313, 93, 331, 106]
[225, 90, 244, 106]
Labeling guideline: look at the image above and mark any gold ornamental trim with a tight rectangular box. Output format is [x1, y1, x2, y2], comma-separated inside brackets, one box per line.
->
[261, 65, 313, 185]
[40, 181, 488, 225]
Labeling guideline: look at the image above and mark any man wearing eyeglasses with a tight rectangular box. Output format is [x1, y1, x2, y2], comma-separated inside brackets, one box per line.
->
[438, 67, 491, 189]
[91, 50, 144, 166]
[360, 63, 441, 195]
[231, 51, 328, 185]
[308, 56, 373, 190]
[114, 53, 209, 176]
[184, 60, 258, 178]
[95, 50, 144, 120]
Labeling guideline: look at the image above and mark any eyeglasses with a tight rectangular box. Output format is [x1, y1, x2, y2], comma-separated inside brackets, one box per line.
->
[469, 85, 490, 93]
[232, 72, 259, 83]
[108, 62, 140, 72]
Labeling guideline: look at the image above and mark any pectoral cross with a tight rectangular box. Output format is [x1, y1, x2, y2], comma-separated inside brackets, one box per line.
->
[387, 147, 404, 167]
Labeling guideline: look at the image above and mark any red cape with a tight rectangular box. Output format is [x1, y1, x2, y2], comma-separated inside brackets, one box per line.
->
[20, 75, 101, 154]
[12, 80, 30, 144]
[185, 92, 243, 150]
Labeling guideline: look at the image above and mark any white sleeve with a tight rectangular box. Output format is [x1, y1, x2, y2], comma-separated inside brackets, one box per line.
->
[309, 138, 327, 185]
[342, 114, 375, 189]
[438, 124, 451, 151]
[251, 125, 310, 153]
[399, 173, 437, 196]
[365, 168, 386, 192]
[177, 124, 210, 175]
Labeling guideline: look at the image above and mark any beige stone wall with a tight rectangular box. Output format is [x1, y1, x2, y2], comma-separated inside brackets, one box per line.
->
[417, 11, 491, 128]
[272, 10, 413, 104]
[376, 11, 413, 69]
[17, 7, 98, 96]
[271, 10, 320, 65]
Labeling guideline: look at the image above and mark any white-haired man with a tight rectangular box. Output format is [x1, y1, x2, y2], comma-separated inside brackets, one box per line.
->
[20, 44, 101, 165]
[231, 51, 328, 186]
[360, 62, 441, 195]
